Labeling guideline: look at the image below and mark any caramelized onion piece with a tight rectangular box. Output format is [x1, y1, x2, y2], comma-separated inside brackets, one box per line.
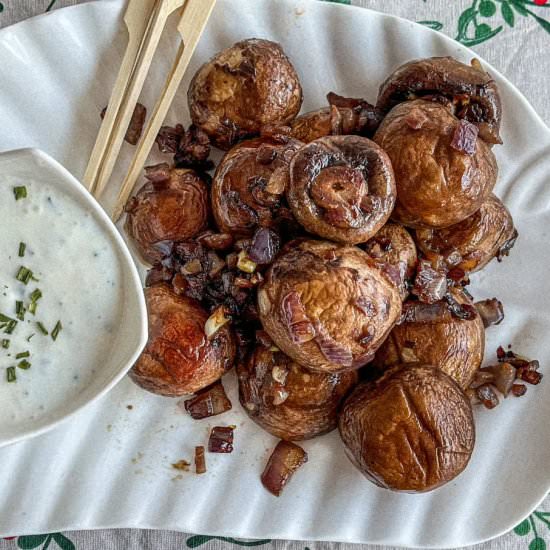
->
[195, 446, 206, 474]
[412, 261, 447, 304]
[248, 227, 281, 265]
[261, 440, 308, 496]
[475, 298, 504, 328]
[511, 384, 527, 397]
[485, 363, 516, 396]
[181, 382, 232, 419]
[208, 426, 234, 453]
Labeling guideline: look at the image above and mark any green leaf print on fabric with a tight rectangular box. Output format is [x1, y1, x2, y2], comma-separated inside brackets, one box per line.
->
[17, 534, 75, 550]
[514, 512, 550, 549]
[186, 536, 272, 548]
[0, 3, 4, 14]
[418, 20, 444, 30]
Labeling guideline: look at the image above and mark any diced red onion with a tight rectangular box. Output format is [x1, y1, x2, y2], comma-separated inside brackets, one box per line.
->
[261, 440, 308, 497]
[314, 322, 353, 367]
[451, 119, 479, 155]
[476, 384, 500, 409]
[280, 291, 316, 344]
[475, 298, 504, 328]
[412, 261, 447, 304]
[208, 426, 234, 453]
[248, 227, 280, 265]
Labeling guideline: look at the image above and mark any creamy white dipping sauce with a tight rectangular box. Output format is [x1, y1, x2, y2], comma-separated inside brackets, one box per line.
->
[0, 178, 123, 425]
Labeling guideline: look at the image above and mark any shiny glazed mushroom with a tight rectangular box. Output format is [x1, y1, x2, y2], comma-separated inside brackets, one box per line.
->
[377, 56, 502, 145]
[125, 166, 209, 264]
[374, 100, 497, 228]
[339, 364, 475, 492]
[290, 92, 383, 143]
[257, 239, 402, 373]
[238, 344, 358, 440]
[188, 38, 303, 150]
[363, 223, 417, 300]
[129, 285, 235, 397]
[373, 290, 485, 389]
[211, 136, 302, 236]
[286, 135, 396, 244]
[414, 194, 517, 273]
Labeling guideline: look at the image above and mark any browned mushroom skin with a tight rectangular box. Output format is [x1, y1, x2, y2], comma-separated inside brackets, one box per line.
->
[286, 136, 396, 244]
[414, 194, 517, 273]
[188, 38, 303, 150]
[376, 56, 502, 145]
[125, 168, 209, 264]
[129, 285, 235, 397]
[258, 239, 402, 373]
[211, 136, 302, 237]
[374, 100, 497, 229]
[339, 364, 475, 493]
[363, 223, 417, 300]
[373, 290, 485, 389]
[290, 92, 384, 143]
[238, 345, 358, 440]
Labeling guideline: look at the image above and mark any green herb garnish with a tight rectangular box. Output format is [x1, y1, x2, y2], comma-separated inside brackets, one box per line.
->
[15, 351, 30, 359]
[29, 289, 42, 302]
[1, 339, 9, 349]
[36, 322, 48, 335]
[28, 301, 37, 315]
[13, 186, 27, 201]
[16, 266, 33, 285]
[6, 367, 16, 382]
[26, 333, 35, 342]
[51, 321, 63, 341]
[17, 360, 31, 370]
[18, 242, 26, 257]
[4, 320, 17, 335]
[15, 301, 25, 321]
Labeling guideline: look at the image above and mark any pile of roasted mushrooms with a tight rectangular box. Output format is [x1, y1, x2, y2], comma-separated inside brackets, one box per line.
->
[123, 39, 541, 495]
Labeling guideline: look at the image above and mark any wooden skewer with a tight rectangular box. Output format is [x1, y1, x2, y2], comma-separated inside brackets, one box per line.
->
[111, 0, 217, 222]
[87, 0, 188, 198]
[83, 0, 157, 192]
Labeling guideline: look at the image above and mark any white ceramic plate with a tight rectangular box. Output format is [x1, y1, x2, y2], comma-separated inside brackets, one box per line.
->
[0, 0, 549, 547]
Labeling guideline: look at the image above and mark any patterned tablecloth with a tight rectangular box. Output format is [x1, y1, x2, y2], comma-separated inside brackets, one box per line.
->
[0, 1, 549, 549]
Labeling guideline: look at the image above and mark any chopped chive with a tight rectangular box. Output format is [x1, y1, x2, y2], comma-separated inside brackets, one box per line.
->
[6, 367, 16, 382]
[15, 301, 25, 321]
[4, 320, 17, 334]
[28, 301, 37, 315]
[18, 242, 26, 257]
[36, 322, 48, 335]
[51, 321, 63, 341]
[1, 339, 9, 349]
[13, 186, 27, 201]
[16, 266, 33, 285]
[15, 351, 30, 359]
[0, 313, 13, 323]
[29, 289, 42, 302]
[26, 333, 35, 342]
[17, 359, 31, 370]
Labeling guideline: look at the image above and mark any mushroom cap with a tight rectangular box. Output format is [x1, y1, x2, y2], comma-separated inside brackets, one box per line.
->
[339, 363, 475, 492]
[238, 345, 358, 440]
[125, 168, 209, 264]
[258, 239, 402, 373]
[414, 194, 517, 273]
[129, 285, 235, 397]
[374, 100, 497, 228]
[188, 38, 303, 150]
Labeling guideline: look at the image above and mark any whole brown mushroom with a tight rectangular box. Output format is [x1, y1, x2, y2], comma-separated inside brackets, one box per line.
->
[211, 136, 302, 237]
[374, 99, 497, 228]
[286, 135, 396, 244]
[414, 194, 517, 274]
[363, 223, 417, 300]
[373, 289, 485, 389]
[129, 285, 235, 397]
[290, 92, 383, 143]
[125, 166, 209, 264]
[238, 343, 358, 441]
[339, 364, 475, 493]
[188, 38, 303, 150]
[257, 239, 402, 373]
[377, 56, 502, 145]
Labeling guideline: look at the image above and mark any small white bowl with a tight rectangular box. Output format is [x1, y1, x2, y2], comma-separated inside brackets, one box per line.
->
[0, 148, 148, 448]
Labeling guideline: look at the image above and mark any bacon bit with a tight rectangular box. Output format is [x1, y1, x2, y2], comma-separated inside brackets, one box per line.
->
[496, 345, 506, 360]
[144, 163, 171, 184]
[280, 291, 316, 344]
[181, 382, 232, 420]
[451, 119, 479, 155]
[511, 384, 527, 397]
[412, 261, 447, 304]
[314, 321, 353, 367]
[102, 102, 146, 145]
[516, 363, 543, 385]
[447, 267, 466, 282]
[475, 298, 504, 328]
[208, 426, 234, 453]
[195, 446, 206, 474]
[476, 384, 499, 409]
[261, 440, 308, 497]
